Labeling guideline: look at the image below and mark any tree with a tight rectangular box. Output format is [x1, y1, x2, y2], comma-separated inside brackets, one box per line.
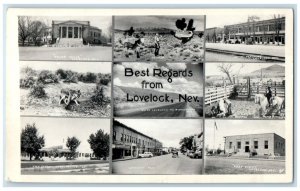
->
[21, 123, 45, 161]
[179, 136, 194, 153]
[88, 129, 110, 160]
[30, 21, 47, 46]
[18, 16, 33, 46]
[66, 136, 81, 159]
[217, 63, 245, 85]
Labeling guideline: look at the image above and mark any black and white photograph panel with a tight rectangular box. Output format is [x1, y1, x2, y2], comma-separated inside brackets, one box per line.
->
[205, 14, 285, 62]
[113, 62, 203, 117]
[21, 117, 110, 175]
[204, 120, 285, 174]
[112, 119, 203, 174]
[114, 16, 205, 62]
[18, 16, 112, 61]
[20, 61, 111, 117]
[205, 63, 285, 119]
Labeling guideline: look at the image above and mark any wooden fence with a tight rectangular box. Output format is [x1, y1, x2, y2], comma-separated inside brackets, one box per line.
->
[205, 82, 285, 105]
[205, 85, 234, 105]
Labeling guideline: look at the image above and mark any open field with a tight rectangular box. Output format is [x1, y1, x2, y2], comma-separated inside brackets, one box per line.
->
[20, 68, 111, 117]
[19, 46, 112, 61]
[205, 156, 285, 174]
[114, 33, 204, 62]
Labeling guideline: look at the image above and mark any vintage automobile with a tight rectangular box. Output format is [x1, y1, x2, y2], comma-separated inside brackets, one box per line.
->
[138, 152, 153, 158]
[189, 150, 202, 159]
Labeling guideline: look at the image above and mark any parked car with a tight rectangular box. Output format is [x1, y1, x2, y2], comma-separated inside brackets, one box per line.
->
[189, 150, 202, 159]
[138, 152, 153, 158]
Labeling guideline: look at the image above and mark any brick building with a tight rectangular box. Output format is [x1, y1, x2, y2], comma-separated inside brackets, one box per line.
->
[112, 120, 163, 160]
[224, 133, 285, 157]
[206, 17, 285, 45]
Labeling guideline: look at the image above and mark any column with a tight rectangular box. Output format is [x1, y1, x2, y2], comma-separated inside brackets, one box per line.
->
[66, 27, 68, 38]
[60, 27, 62, 38]
[78, 27, 80, 38]
[72, 27, 74, 38]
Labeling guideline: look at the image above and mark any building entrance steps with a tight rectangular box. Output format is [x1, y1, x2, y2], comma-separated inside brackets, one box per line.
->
[56, 38, 83, 47]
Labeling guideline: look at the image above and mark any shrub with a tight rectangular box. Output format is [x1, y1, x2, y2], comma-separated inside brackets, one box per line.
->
[91, 86, 109, 105]
[20, 76, 36, 88]
[21, 67, 37, 77]
[29, 84, 47, 98]
[56, 69, 68, 79]
[37, 70, 58, 84]
[78, 72, 97, 83]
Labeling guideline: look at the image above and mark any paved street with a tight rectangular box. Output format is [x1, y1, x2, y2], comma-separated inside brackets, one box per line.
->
[112, 153, 203, 174]
[206, 43, 285, 62]
[205, 156, 285, 174]
[19, 46, 112, 61]
[21, 160, 109, 175]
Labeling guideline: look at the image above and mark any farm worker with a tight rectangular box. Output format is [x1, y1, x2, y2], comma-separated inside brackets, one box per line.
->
[265, 86, 273, 107]
[224, 98, 232, 115]
[135, 32, 145, 58]
[154, 33, 160, 56]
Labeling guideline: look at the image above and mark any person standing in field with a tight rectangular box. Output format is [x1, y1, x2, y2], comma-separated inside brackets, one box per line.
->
[154, 33, 160, 56]
[265, 86, 273, 107]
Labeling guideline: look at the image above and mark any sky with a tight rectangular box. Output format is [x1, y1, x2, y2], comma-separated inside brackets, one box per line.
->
[113, 62, 203, 96]
[205, 120, 285, 151]
[21, 117, 110, 153]
[30, 16, 112, 36]
[206, 14, 285, 28]
[115, 16, 205, 31]
[205, 63, 285, 77]
[20, 61, 111, 74]
[116, 119, 203, 148]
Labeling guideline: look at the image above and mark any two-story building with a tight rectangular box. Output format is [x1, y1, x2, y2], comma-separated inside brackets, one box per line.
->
[112, 120, 163, 160]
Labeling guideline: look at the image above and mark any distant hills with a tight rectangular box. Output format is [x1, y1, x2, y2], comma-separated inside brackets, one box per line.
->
[115, 27, 203, 34]
[249, 64, 285, 76]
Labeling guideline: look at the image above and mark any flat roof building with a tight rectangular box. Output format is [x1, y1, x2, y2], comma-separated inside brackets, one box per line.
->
[206, 17, 285, 45]
[224, 133, 285, 157]
[113, 120, 163, 160]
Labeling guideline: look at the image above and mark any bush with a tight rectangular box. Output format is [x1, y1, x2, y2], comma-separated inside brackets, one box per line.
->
[37, 70, 59, 84]
[56, 69, 78, 83]
[30, 84, 47, 98]
[20, 76, 36, 88]
[91, 86, 109, 105]
[78, 72, 97, 83]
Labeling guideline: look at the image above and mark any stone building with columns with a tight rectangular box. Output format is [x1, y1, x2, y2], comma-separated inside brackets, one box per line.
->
[51, 20, 102, 46]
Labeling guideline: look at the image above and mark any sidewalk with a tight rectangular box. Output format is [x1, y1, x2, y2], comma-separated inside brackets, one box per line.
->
[206, 43, 285, 58]
[207, 155, 285, 162]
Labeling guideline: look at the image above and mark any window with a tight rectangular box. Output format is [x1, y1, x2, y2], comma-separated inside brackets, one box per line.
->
[264, 141, 268, 149]
[121, 134, 123, 141]
[254, 141, 258, 149]
[245, 141, 249, 145]
[237, 141, 241, 149]
[113, 130, 116, 141]
[229, 142, 232, 149]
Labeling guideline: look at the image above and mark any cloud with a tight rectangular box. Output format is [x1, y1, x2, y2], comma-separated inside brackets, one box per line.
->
[166, 63, 187, 70]
[113, 78, 122, 86]
[113, 64, 125, 75]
